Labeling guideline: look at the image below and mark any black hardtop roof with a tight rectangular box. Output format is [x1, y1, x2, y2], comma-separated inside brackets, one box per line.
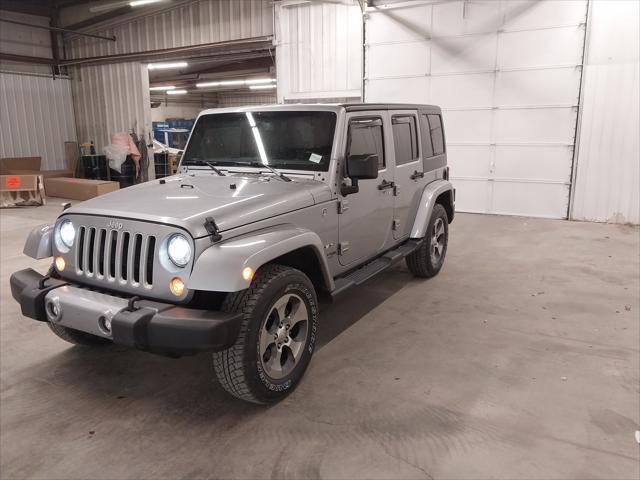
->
[341, 103, 441, 113]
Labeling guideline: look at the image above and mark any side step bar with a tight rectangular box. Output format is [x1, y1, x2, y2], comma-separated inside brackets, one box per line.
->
[328, 239, 423, 300]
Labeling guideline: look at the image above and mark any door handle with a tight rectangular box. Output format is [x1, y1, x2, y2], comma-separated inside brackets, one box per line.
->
[410, 170, 424, 180]
[377, 179, 395, 190]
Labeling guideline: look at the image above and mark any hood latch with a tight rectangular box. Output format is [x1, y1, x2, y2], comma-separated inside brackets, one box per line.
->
[204, 217, 222, 243]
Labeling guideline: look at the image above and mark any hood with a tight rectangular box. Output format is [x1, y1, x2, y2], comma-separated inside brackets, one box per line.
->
[66, 173, 332, 238]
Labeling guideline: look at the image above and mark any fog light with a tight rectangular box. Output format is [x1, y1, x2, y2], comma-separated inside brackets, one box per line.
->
[54, 256, 65, 271]
[98, 315, 112, 334]
[169, 277, 185, 296]
[242, 267, 254, 282]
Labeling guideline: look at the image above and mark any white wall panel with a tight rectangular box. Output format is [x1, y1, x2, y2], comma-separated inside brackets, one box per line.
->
[0, 10, 53, 75]
[368, 42, 429, 78]
[0, 72, 77, 170]
[275, 0, 362, 101]
[498, 26, 584, 69]
[366, 76, 429, 103]
[431, 73, 494, 107]
[431, 34, 497, 74]
[495, 68, 581, 106]
[494, 107, 577, 144]
[571, 0, 640, 224]
[444, 110, 492, 143]
[366, 0, 588, 218]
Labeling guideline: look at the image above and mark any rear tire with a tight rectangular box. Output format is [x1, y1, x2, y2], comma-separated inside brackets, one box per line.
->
[406, 203, 449, 278]
[47, 322, 111, 346]
[213, 264, 319, 404]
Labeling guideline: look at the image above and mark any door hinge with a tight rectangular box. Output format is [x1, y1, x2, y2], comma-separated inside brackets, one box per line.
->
[392, 219, 401, 230]
[338, 199, 350, 214]
[338, 241, 350, 255]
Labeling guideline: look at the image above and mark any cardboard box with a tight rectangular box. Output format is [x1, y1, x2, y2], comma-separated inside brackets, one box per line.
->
[44, 177, 119, 201]
[1, 174, 46, 208]
[0, 157, 41, 174]
[0, 156, 72, 178]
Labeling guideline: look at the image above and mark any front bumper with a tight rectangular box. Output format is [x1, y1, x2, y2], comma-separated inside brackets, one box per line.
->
[10, 268, 243, 357]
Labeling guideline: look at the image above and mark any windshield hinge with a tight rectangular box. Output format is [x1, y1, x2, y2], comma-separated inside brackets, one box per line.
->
[338, 199, 349, 214]
[204, 217, 222, 243]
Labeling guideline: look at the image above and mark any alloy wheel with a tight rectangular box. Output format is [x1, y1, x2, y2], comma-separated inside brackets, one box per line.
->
[430, 217, 445, 265]
[259, 293, 309, 380]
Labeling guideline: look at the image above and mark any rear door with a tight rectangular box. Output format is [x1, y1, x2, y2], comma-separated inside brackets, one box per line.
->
[338, 113, 395, 267]
[389, 111, 426, 240]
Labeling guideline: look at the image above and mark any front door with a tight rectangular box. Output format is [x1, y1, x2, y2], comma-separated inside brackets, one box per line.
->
[338, 113, 394, 267]
[389, 111, 425, 240]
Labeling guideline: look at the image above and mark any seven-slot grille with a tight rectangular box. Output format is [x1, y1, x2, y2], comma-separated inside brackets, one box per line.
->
[76, 226, 156, 287]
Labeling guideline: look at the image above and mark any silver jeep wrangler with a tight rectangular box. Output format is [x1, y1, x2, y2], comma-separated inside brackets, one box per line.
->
[11, 103, 454, 404]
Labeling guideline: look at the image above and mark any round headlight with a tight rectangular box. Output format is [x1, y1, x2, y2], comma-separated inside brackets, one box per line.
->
[167, 234, 192, 267]
[55, 219, 75, 250]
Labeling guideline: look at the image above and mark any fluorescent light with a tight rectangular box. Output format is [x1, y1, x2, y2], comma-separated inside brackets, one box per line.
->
[196, 78, 276, 88]
[250, 84, 277, 90]
[130, 0, 164, 6]
[149, 85, 176, 91]
[218, 80, 246, 86]
[167, 89, 188, 95]
[245, 78, 276, 85]
[147, 61, 188, 70]
[196, 81, 220, 88]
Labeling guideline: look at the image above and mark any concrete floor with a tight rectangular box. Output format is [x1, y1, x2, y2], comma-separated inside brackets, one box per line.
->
[0, 200, 638, 480]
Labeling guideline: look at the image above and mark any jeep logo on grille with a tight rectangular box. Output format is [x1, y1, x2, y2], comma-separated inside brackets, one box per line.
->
[106, 220, 123, 230]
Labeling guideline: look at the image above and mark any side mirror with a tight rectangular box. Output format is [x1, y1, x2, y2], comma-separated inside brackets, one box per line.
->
[346, 153, 378, 180]
[341, 153, 379, 196]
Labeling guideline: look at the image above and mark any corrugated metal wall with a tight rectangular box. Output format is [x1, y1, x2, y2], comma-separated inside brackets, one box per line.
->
[66, 0, 273, 58]
[0, 10, 52, 75]
[571, 0, 640, 224]
[71, 62, 151, 153]
[0, 72, 77, 170]
[275, 0, 362, 102]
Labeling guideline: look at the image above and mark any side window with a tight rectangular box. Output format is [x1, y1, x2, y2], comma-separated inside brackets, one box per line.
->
[419, 115, 434, 158]
[391, 115, 419, 165]
[427, 114, 445, 155]
[347, 118, 385, 170]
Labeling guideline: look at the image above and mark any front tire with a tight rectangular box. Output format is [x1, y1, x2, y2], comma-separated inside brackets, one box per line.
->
[406, 203, 449, 278]
[213, 264, 319, 404]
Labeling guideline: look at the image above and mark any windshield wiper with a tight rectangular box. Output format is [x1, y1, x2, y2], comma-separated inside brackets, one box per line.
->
[184, 159, 225, 176]
[251, 161, 291, 182]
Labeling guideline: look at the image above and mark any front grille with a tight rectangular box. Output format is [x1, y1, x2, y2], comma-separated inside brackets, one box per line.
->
[76, 226, 156, 287]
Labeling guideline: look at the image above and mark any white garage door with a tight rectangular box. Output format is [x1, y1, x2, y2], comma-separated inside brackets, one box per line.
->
[365, 0, 588, 218]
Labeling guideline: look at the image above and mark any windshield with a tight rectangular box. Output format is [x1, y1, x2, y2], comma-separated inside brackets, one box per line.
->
[181, 111, 337, 172]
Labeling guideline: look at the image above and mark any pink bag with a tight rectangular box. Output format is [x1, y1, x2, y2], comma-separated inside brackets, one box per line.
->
[111, 132, 141, 174]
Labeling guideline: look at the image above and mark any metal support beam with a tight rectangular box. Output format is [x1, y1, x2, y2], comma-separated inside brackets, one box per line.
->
[0, 53, 56, 65]
[59, 36, 274, 67]
[0, 18, 116, 42]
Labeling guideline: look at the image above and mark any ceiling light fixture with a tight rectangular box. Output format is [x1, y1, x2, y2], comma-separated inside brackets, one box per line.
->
[246, 78, 277, 85]
[167, 89, 188, 95]
[149, 85, 176, 91]
[130, 0, 164, 7]
[196, 78, 276, 88]
[147, 61, 188, 70]
[249, 84, 277, 90]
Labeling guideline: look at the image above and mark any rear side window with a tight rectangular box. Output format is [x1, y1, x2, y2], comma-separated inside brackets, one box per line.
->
[391, 115, 419, 165]
[348, 117, 385, 169]
[419, 115, 434, 158]
[427, 114, 445, 155]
